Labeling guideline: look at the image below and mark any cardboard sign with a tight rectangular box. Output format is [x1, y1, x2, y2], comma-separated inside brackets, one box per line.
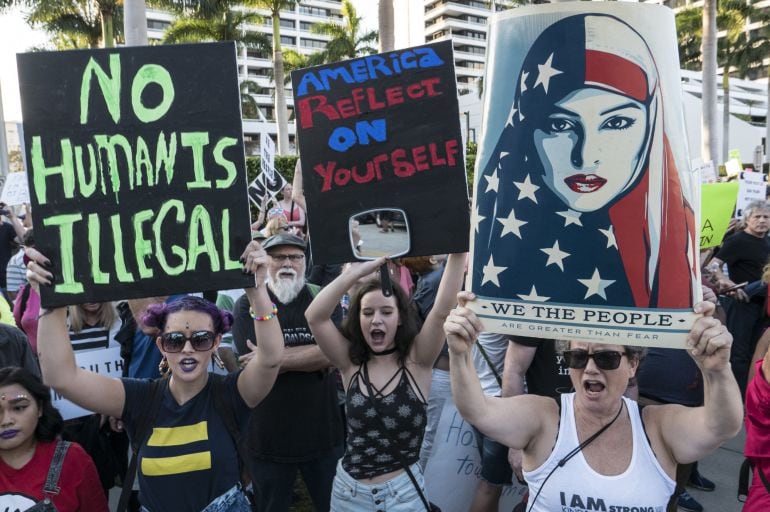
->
[248, 170, 287, 209]
[260, 131, 276, 181]
[51, 346, 123, 420]
[468, 4, 700, 348]
[424, 402, 527, 512]
[693, 159, 717, 184]
[700, 182, 739, 248]
[735, 170, 767, 218]
[0, 171, 30, 206]
[291, 41, 470, 264]
[17, 43, 253, 307]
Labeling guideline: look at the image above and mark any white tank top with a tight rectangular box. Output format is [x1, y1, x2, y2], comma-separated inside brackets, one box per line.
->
[523, 393, 675, 512]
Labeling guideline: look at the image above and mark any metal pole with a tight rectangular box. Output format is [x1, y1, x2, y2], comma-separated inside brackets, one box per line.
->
[0, 81, 10, 180]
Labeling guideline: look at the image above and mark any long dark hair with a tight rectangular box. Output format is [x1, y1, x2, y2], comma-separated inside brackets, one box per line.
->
[342, 279, 420, 365]
[0, 367, 63, 442]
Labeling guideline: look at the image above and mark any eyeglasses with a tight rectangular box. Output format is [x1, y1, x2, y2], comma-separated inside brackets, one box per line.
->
[160, 331, 216, 353]
[270, 253, 304, 262]
[562, 350, 627, 370]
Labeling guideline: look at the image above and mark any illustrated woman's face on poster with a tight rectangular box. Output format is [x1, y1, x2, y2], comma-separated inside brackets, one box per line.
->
[533, 87, 648, 212]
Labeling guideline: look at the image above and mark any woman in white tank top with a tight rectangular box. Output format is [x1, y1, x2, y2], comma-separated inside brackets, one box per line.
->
[445, 296, 742, 512]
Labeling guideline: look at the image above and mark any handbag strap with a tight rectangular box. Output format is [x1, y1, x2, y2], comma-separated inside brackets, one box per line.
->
[117, 378, 169, 512]
[43, 440, 71, 496]
[361, 363, 432, 512]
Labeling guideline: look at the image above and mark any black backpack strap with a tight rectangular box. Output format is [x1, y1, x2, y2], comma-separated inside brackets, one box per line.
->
[210, 374, 253, 486]
[117, 378, 168, 512]
[42, 440, 71, 496]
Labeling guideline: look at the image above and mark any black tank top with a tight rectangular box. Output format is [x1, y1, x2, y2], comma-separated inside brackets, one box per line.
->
[341, 365, 427, 479]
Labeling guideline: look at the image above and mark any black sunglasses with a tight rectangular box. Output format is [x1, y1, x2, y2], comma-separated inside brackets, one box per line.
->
[160, 331, 216, 353]
[563, 350, 627, 370]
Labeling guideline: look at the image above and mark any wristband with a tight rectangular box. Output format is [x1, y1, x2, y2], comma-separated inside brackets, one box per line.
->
[250, 303, 278, 321]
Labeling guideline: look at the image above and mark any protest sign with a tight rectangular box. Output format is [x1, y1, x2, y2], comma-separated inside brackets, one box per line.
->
[52, 346, 123, 420]
[700, 182, 739, 248]
[693, 159, 717, 184]
[248, 169, 287, 208]
[291, 41, 470, 264]
[424, 402, 527, 512]
[17, 42, 253, 307]
[468, 3, 700, 348]
[260, 131, 276, 181]
[729, 148, 743, 168]
[735, 170, 767, 218]
[0, 171, 30, 206]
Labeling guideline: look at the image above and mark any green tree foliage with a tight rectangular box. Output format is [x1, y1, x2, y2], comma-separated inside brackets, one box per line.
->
[310, 0, 377, 62]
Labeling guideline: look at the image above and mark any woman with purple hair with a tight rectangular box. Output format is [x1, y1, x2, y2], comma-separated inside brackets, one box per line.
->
[26, 241, 283, 512]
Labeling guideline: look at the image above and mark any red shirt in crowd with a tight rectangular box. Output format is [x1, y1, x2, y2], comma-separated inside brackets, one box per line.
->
[744, 359, 770, 512]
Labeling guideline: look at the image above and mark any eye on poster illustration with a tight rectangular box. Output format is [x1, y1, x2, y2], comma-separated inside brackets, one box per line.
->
[468, 3, 701, 348]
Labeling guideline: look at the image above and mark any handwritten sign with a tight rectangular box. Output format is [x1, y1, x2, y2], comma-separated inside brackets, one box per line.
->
[735, 171, 767, 218]
[52, 346, 123, 420]
[0, 171, 30, 205]
[700, 182, 739, 249]
[693, 160, 717, 184]
[424, 402, 527, 512]
[248, 169, 287, 209]
[291, 41, 470, 264]
[17, 43, 253, 307]
[260, 131, 276, 182]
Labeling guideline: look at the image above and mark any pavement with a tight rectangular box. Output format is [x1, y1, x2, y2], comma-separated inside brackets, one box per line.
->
[687, 427, 746, 512]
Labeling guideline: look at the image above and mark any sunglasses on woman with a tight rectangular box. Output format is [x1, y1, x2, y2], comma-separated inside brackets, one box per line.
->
[562, 349, 627, 370]
[160, 331, 216, 353]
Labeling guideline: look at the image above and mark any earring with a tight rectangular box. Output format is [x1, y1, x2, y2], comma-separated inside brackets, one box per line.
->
[158, 356, 170, 376]
[212, 352, 225, 370]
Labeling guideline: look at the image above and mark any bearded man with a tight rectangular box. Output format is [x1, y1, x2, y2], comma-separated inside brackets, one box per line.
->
[232, 233, 343, 512]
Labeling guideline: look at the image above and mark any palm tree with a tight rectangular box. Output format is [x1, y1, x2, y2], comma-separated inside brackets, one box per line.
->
[676, 7, 703, 71]
[701, 0, 719, 164]
[124, 0, 148, 45]
[24, 0, 118, 49]
[241, 79, 267, 120]
[311, 0, 377, 62]
[252, 0, 300, 155]
[162, 9, 269, 48]
[378, 0, 393, 52]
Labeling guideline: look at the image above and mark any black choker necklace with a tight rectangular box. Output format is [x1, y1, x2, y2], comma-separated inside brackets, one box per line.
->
[370, 347, 398, 356]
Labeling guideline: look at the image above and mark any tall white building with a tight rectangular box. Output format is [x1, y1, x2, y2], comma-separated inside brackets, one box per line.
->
[146, 1, 345, 155]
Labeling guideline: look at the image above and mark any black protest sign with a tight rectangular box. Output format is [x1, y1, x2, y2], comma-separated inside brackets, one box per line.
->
[18, 42, 253, 307]
[291, 40, 469, 264]
[248, 170, 287, 208]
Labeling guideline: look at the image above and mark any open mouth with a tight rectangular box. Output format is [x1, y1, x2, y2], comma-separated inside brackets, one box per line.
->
[564, 174, 607, 193]
[583, 380, 605, 395]
[0, 430, 19, 440]
[370, 329, 386, 343]
[179, 358, 199, 373]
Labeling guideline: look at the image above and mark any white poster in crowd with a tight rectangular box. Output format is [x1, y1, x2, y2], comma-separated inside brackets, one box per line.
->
[693, 159, 717, 184]
[51, 346, 123, 420]
[735, 170, 767, 218]
[260, 131, 276, 181]
[725, 158, 742, 178]
[0, 171, 30, 206]
[424, 402, 527, 512]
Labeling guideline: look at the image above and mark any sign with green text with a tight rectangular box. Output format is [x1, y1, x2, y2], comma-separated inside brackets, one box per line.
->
[18, 42, 253, 307]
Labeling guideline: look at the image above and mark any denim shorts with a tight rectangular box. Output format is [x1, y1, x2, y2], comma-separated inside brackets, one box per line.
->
[330, 460, 426, 511]
[140, 484, 251, 512]
[473, 426, 513, 486]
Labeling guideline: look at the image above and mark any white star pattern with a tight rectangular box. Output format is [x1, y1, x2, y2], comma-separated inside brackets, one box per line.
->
[534, 53, 563, 94]
[513, 174, 539, 203]
[497, 209, 527, 239]
[599, 225, 618, 249]
[484, 168, 499, 193]
[577, 269, 615, 300]
[507, 106, 518, 126]
[520, 71, 529, 93]
[500, 151, 510, 159]
[473, 210, 486, 233]
[482, 255, 506, 287]
[541, 240, 570, 271]
[517, 285, 550, 302]
[556, 209, 583, 227]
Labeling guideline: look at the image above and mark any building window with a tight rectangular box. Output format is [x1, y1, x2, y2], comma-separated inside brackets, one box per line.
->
[281, 35, 295, 45]
[300, 21, 315, 31]
[147, 19, 170, 30]
[301, 38, 326, 49]
[466, 15, 486, 25]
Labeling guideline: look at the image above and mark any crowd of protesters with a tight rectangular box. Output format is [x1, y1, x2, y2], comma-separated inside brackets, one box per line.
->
[0, 183, 768, 512]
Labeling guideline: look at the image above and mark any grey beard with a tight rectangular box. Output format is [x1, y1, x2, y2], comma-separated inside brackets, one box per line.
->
[268, 273, 306, 304]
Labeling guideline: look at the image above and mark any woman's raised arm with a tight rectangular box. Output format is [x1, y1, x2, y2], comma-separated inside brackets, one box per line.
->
[29, 248, 125, 418]
[237, 241, 284, 407]
[305, 258, 385, 372]
[411, 252, 466, 366]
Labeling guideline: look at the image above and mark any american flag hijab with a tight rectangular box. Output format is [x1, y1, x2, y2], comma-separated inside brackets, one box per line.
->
[472, 13, 696, 308]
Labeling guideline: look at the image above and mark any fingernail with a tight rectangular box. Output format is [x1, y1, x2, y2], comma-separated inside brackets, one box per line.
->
[239, 257, 246, 264]
[43, 261, 53, 269]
